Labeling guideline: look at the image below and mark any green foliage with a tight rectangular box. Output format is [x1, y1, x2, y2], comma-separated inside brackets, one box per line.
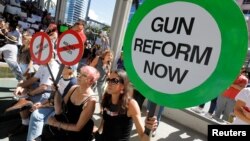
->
[85, 24, 111, 43]
[0, 67, 14, 78]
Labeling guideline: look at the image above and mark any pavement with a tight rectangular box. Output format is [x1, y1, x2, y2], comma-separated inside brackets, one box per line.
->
[0, 78, 207, 141]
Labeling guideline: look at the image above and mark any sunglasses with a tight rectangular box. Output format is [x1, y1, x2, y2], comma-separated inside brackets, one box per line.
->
[106, 78, 123, 85]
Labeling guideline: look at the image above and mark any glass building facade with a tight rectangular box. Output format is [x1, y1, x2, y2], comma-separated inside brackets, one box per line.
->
[128, 0, 145, 22]
[65, 0, 89, 25]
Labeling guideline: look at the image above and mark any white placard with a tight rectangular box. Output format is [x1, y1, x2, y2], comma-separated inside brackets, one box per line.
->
[5, 5, 21, 15]
[32, 14, 42, 22]
[57, 30, 84, 65]
[27, 17, 36, 23]
[30, 32, 53, 64]
[31, 24, 39, 29]
[132, 2, 221, 94]
[18, 21, 31, 29]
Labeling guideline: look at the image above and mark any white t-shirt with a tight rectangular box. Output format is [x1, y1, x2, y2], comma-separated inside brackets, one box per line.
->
[0, 44, 18, 61]
[34, 60, 59, 88]
[232, 88, 250, 124]
[58, 78, 70, 96]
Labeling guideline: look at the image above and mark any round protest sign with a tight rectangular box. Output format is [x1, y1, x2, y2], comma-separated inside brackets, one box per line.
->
[57, 30, 83, 66]
[30, 32, 53, 65]
[123, 0, 248, 108]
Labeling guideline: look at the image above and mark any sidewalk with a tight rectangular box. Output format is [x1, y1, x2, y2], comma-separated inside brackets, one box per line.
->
[0, 78, 207, 141]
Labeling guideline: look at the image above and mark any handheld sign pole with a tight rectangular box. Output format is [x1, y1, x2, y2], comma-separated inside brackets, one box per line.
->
[46, 64, 65, 84]
[30, 32, 57, 84]
[30, 32, 64, 92]
[47, 63, 65, 96]
[147, 101, 157, 117]
[47, 64, 55, 81]
[56, 64, 65, 83]
[146, 101, 163, 137]
[56, 29, 84, 83]
[124, 0, 248, 108]
[47, 30, 83, 93]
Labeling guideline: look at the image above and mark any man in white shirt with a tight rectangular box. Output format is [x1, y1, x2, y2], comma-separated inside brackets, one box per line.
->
[6, 58, 59, 135]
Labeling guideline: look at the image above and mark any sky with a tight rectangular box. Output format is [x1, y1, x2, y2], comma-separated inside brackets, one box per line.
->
[88, 0, 116, 26]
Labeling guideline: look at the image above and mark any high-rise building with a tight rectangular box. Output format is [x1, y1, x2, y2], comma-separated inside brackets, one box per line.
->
[128, 0, 145, 22]
[65, 0, 89, 25]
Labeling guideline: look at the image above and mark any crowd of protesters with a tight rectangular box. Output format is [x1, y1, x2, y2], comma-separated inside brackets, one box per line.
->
[191, 66, 250, 124]
[0, 1, 158, 141]
[1, 1, 250, 141]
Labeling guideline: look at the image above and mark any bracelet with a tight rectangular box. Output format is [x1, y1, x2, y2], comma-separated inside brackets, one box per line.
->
[144, 127, 151, 136]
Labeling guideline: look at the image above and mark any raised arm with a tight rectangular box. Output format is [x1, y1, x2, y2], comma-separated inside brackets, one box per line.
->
[128, 99, 157, 141]
[89, 56, 99, 67]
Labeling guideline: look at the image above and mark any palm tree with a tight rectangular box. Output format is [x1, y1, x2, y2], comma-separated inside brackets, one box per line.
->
[44, 0, 56, 11]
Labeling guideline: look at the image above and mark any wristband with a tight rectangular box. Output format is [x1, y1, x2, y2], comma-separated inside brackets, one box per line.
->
[144, 127, 151, 136]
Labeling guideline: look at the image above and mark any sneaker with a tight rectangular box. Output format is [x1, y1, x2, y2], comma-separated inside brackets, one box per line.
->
[204, 113, 213, 119]
[191, 107, 203, 114]
[213, 117, 225, 123]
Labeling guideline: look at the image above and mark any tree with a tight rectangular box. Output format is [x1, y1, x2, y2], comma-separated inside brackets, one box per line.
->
[44, 0, 56, 11]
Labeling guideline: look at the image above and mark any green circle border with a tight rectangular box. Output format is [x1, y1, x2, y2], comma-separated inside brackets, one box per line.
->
[124, 0, 248, 108]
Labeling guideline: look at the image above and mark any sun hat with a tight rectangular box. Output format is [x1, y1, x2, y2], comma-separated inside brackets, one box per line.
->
[5, 34, 18, 43]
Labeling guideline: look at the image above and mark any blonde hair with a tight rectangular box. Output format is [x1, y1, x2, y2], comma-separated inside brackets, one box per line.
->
[101, 49, 113, 59]
[22, 35, 32, 51]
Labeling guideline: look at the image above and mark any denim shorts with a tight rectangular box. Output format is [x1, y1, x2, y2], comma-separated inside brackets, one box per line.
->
[29, 91, 51, 103]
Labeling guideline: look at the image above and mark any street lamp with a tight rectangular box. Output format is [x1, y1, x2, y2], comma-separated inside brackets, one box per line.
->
[85, 0, 92, 21]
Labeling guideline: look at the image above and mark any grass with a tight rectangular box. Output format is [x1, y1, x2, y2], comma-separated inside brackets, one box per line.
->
[0, 67, 15, 78]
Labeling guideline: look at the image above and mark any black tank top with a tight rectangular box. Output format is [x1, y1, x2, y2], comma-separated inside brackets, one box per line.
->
[102, 103, 133, 141]
[65, 90, 94, 141]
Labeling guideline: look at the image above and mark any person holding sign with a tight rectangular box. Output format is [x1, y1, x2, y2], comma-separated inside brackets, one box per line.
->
[94, 69, 157, 141]
[26, 65, 77, 141]
[47, 66, 100, 141]
[146, 100, 164, 137]
[6, 58, 59, 135]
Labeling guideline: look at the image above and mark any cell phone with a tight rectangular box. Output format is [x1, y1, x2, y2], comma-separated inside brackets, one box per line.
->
[242, 106, 250, 112]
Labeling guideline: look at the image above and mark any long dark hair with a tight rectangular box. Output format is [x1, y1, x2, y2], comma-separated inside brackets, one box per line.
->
[101, 69, 132, 114]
